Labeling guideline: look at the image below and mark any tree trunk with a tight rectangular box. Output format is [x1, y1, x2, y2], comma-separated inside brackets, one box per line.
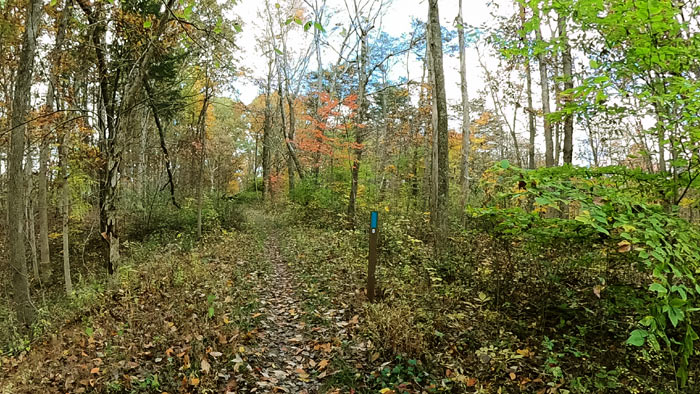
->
[8, 0, 43, 325]
[60, 129, 73, 294]
[25, 149, 39, 279]
[40, 0, 71, 282]
[196, 80, 211, 240]
[458, 0, 471, 208]
[347, 28, 369, 223]
[38, 140, 50, 281]
[428, 0, 449, 229]
[521, 4, 537, 169]
[262, 61, 273, 200]
[561, 14, 574, 165]
[535, 5, 554, 167]
[427, 31, 439, 225]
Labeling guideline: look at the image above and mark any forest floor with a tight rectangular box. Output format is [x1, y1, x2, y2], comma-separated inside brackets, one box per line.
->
[0, 204, 688, 393]
[0, 208, 373, 394]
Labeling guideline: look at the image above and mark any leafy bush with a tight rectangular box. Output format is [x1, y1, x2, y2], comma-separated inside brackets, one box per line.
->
[474, 162, 700, 384]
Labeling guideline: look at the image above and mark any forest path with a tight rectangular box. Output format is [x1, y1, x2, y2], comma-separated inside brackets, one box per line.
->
[232, 209, 342, 393]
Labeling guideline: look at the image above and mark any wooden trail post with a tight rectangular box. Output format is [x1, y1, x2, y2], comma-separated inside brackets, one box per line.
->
[367, 211, 378, 302]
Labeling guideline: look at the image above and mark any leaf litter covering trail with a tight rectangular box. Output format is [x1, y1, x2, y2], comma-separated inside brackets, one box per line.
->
[233, 235, 335, 393]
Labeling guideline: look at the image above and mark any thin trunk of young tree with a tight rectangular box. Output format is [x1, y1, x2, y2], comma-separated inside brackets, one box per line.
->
[60, 129, 72, 295]
[458, 0, 471, 209]
[38, 139, 50, 281]
[196, 80, 211, 240]
[39, 0, 69, 281]
[534, 5, 554, 167]
[347, 27, 369, 223]
[428, 0, 449, 229]
[521, 4, 537, 169]
[560, 14, 574, 164]
[25, 149, 39, 279]
[311, 4, 325, 181]
[8, 0, 43, 325]
[262, 60, 273, 200]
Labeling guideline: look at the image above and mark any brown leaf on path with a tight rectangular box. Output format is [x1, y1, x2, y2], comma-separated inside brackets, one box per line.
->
[317, 359, 329, 370]
[90, 367, 100, 375]
[201, 358, 211, 374]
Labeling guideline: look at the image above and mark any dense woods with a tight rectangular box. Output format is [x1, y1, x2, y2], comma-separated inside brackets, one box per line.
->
[1, 0, 700, 392]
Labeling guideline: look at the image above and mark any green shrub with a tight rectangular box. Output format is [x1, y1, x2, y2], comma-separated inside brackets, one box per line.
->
[474, 162, 700, 385]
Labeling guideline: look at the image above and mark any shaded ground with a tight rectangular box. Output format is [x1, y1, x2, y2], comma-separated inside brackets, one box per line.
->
[0, 208, 368, 394]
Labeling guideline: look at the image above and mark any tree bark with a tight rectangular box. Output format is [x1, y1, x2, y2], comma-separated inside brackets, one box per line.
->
[520, 4, 537, 169]
[262, 60, 273, 200]
[196, 80, 211, 240]
[427, 30, 439, 225]
[25, 149, 39, 279]
[60, 128, 73, 295]
[561, 14, 574, 165]
[458, 0, 471, 208]
[40, 0, 71, 282]
[347, 27, 369, 223]
[534, 5, 554, 167]
[8, 0, 43, 325]
[428, 0, 449, 229]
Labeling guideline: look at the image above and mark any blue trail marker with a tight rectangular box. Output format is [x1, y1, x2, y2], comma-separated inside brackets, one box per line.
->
[367, 211, 379, 302]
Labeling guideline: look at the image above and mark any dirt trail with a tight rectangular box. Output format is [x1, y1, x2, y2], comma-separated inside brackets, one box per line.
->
[231, 211, 344, 393]
[236, 234, 319, 393]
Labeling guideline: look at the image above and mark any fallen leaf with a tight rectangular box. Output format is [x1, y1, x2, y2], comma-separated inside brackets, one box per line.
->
[593, 285, 604, 298]
[190, 376, 200, 386]
[201, 358, 211, 374]
[209, 351, 223, 358]
[317, 359, 329, 370]
[467, 378, 477, 387]
[516, 348, 532, 357]
[617, 240, 631, 253]
[90, 367, 100, 375]
[509, 372, 516, 380]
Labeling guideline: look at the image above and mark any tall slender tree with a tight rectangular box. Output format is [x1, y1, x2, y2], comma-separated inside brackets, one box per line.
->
[8, 0, 43, 325]
[428, 0, 449, 228]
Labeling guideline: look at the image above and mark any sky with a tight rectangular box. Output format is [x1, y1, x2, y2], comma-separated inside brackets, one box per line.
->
[230, 0, 496, 108]
[226, 0, 593, 164]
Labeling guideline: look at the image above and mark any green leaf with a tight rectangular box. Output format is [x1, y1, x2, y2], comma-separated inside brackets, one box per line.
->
[500, 159, 510, 169]
[183, 3, 193, 19]
[314, 22, 325, 32]
[275, 2, 280, 8]
[627, 329, 648, 346]
[304, 21, 312, 32]
[274, 48, 283, 55]
[143, 19, 152, 28]
[649, 283, 668, 295]
[667, 306, 683, 327]
[50, 0, 57, 6]
[294, 17, 303, 25]
[233, 23, 242, 33]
